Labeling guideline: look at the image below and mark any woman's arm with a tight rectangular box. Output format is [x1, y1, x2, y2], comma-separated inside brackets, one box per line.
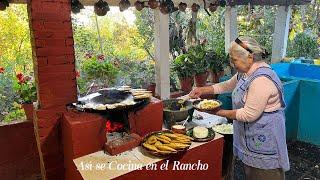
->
[212, 74, 238, 94]
[216, 109, 237, 119]
[189, 74, 238, 99]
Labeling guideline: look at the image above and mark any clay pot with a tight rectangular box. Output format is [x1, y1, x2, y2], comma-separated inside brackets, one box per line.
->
[219, 0, 226, 7]
[159, 3, 169, 14]
[134, 1, 144, 11]
[148, 0, 159, 9]
[178, 2, 187, 12]
[0, 2, 7, 11]
[217, 70, 225, 82]
[22, 103, 34, 121]
[209, 3, 218, 12]
[171, 125, 186, 134]
[209, 70, 224, 83]
[179, 76, 193, 93]
[94, 0, 110, 16]
[119, 0, 131, 12]
[191, 3, 200, 12]
[194, 72, 208, 87]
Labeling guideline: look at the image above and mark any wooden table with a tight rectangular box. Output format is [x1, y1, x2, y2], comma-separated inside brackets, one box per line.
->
[73, 134, 224, 180]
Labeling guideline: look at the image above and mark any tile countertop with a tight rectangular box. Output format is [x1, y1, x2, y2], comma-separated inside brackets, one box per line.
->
[73, 133, 224, 180]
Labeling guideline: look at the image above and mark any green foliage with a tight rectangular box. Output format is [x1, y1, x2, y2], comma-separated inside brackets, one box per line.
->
[0, 5, 32, 72]
[13, 73, 37, 104]
[134, 9, 155, 60]
[172, 54, 194, 78]
[81, 57, 118, 87]
[287, 32, 319, 58]
[0, 68, 17, 121]
[205, 50, 229, 73]
[187, 44, 208, 74]
[3, 103, 26, 123]
[113, 58, 155, 88]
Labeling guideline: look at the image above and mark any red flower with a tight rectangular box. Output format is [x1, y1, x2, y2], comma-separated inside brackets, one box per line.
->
[16, 72, 23, 80]
[75, 70, 80, 78]
[0, 67, 4, 74]
[16, 73, 26, 84]
[18, 78, 25, 84]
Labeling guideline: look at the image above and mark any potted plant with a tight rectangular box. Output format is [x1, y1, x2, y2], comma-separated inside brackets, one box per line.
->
[172, 54, 194, 92]
[82, 55, 119, 89]
[205, 50, 229, 83]
[13, 73, 37, 121]
[188, 44, 208, 87]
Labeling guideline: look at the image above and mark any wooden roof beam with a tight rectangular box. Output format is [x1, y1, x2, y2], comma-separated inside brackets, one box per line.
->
[226, 0, 311, 6]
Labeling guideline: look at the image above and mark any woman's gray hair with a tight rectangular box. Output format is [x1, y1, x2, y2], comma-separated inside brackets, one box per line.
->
[229, 36, 267, 62]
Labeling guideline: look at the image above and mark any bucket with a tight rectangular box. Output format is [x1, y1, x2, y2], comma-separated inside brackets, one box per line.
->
[314, 59, 320, 65]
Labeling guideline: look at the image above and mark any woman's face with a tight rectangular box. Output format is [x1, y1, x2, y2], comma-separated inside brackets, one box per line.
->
[229, 52, 253, 73]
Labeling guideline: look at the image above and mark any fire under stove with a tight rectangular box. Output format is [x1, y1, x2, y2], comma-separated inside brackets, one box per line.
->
[67, 88, 163, 156]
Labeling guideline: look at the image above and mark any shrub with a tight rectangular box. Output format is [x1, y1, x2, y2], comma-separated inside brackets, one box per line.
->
[287, 31, 320, 59]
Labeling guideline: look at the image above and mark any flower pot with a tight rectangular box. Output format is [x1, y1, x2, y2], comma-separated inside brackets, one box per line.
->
[194, 72, 208, 87]
[209, 70, 217, 83]
[147, 83, 156, 96]
[179, 77, 193, 93]
[22, 103, 34, 121]
[217, 70, 225, 82]
[209, 70, 224, 83]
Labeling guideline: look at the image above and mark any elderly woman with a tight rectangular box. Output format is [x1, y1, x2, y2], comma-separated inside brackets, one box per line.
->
[189, 37, 289, 180]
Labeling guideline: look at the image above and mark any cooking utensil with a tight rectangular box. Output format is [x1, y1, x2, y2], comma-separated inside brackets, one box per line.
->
[162, 99, 194, 129]
[177, 94, 190, 104]
[73, 88, 149, 111]
[193, 99, 222, 112]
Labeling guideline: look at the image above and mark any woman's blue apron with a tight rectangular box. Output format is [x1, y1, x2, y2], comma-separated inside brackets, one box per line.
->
[232, 67, 290, 171]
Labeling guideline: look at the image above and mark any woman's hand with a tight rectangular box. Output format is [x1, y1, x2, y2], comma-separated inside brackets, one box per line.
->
[197, 107, 222, 115]
[188, 86, 214, 99]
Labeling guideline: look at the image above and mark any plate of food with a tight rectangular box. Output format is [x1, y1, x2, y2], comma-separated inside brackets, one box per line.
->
[212, 123, 233, 135]
[141, 130, 193, 157]
[193, 99, 222, 112]
[186, 126, 215, 142]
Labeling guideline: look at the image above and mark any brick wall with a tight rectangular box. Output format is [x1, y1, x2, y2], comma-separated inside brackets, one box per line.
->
[27, 0, 77, 179]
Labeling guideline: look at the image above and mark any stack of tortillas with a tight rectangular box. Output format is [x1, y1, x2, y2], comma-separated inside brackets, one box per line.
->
[131, 89, 152, 100]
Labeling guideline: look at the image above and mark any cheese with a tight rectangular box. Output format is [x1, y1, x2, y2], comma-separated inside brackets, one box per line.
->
[193, 126, 208, 138]
[172, 125, 185, 129]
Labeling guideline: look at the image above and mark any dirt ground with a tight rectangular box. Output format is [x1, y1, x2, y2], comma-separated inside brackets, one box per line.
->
[233, 141, 320, 180]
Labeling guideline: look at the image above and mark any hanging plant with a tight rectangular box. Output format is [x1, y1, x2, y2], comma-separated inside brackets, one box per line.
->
[191, 3, 200, 13]
[159, 0, 177, 14]
[0, 0, 9, 11]
[178, 2, 187, 12]
[94, 0, 110, 16]
[119, 0, 131, 12]
[219, 0, 227, 7]
[159, 0, 169, 14]
[134, 1, 145, 11]
[71, 0, 84, 14]
[209, 3, 218, 12]
[148, 0, 159, 9]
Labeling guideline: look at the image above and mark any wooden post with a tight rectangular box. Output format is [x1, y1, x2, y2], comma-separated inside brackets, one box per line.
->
[271, 6, 292, 63]
[225, 6, 238, 53]
[154, 10, 170, 100]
